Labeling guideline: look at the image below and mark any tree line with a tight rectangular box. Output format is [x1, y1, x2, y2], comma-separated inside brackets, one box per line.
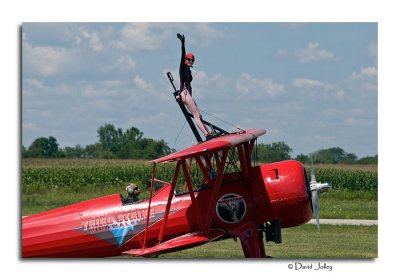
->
[22, 124, 174, 160]
[255, 141, 377, 164]
[22, 124, 377, 164]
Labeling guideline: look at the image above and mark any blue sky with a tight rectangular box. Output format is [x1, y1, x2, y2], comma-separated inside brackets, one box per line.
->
[22, 22, 377, 158]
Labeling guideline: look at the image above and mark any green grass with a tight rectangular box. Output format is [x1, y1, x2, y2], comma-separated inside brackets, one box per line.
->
[158, 224, 377, 259]
[318, 190, 377, 219]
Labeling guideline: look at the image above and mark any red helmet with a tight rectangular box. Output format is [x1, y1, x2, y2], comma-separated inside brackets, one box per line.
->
[185, 53, 195, 61]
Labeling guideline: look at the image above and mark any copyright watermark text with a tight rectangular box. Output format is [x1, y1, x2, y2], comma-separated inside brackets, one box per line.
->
[287, 262, 333, 271]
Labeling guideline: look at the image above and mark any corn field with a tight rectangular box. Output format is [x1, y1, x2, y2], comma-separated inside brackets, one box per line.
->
[22, 159, 377, 194]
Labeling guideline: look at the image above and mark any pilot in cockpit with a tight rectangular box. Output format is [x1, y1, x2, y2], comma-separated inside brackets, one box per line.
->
[124, 183, 141, 204]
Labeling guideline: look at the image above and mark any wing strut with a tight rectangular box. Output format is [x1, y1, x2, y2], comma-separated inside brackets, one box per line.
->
[157, 149, 229, 243]
[157, 161, 182, 243]
[181, 160, 205, 231]
[203, 148, 228, 234]
[143, 163, 156, 248]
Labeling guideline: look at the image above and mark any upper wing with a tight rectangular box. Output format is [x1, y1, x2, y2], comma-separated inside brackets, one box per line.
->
[151, 128, 266, 164]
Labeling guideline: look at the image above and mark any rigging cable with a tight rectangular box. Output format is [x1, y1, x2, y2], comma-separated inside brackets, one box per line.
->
[199, 109, 245, 133]
[173, 121, 187, 148]
[174, 109, 245, 146]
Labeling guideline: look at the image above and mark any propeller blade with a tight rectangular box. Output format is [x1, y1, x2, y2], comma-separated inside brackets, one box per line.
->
[310, 154, 316, 183]
[311, 190, 320, 232]
[308, 153, 331, 232]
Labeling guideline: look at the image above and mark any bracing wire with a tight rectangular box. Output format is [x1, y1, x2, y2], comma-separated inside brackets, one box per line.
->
[174, 109, 244, 147]
[173, 121, 187, 148]
[199, 109, 245, 132]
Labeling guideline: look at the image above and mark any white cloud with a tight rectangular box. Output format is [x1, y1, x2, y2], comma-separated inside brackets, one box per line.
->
[293, 78, 325, 88]
[131, 75, 163, 100]
[113, 23, 171, 51]
[335, 89, 346, 98]
[113, 23, 224, 51]
[236, 73, 285, 98]
[350, 67, 378, 80]
[279, 42, 335, 64]
[133, 75, 149, 90]
[349, 67, 378, 92]
[81, 80, 125, 98]
[190, 23, 224, 47]
[292, 78, 346, 99]
[23, 41, 76, 76]
[296, 42, 335, 64]
[79, 28, 103, 52]
[101, 55, 136, 73]
[193, 23, 220, 38]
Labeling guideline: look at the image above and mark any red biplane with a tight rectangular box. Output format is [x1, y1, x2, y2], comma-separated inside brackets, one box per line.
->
[22, 73, 331, 258]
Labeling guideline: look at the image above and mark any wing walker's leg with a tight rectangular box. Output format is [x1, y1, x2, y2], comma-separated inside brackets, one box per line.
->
[158, 161, 182, 243]
[166, 72, 228, 142]
[167, 71, 202, 143]
[179, 101, 203, 143]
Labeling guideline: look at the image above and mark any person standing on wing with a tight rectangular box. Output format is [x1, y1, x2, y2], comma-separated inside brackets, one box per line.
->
[177, 33, 214, 140]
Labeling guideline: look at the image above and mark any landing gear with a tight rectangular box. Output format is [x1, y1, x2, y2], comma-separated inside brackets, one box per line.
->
[263, 219, 282, 244]
[237, 222, 266, 258]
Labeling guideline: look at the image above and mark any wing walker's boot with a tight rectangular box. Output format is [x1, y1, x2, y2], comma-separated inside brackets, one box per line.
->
[206, 131, 223, 141]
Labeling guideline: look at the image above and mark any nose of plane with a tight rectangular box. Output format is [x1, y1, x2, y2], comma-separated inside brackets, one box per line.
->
[258, 160, 313, 228]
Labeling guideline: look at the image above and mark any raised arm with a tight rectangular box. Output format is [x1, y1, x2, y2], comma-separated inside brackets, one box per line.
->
[177, 33, 186, 65]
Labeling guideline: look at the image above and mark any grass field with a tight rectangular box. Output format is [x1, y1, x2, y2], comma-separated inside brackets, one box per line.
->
[159, 224, 377, 259]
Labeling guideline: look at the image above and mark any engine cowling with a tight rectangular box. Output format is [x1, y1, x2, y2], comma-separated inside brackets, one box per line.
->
[251, 160, 312, 228]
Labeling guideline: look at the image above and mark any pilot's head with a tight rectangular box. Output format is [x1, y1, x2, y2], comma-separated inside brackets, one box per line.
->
[126, 183, 140, 197]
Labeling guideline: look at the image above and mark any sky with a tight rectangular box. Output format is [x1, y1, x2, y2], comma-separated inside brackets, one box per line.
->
[22, 22, 377, 158]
